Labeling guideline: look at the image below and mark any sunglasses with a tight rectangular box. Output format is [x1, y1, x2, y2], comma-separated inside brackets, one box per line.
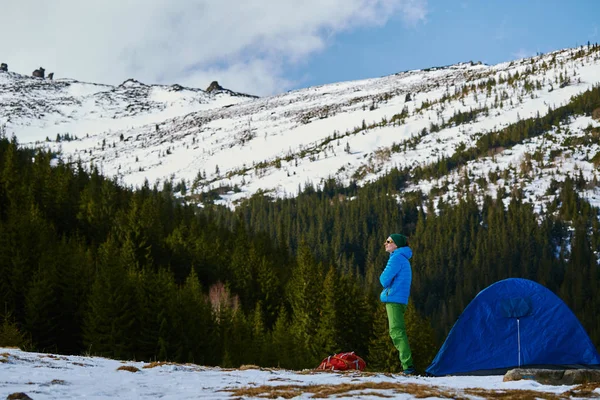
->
[384, 239, 394, 244]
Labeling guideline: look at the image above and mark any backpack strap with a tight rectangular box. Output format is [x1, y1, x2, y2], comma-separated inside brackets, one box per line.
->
[330, 355, 356, 370]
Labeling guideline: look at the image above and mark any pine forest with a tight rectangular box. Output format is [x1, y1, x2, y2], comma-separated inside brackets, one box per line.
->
[2, 83, 600, 374]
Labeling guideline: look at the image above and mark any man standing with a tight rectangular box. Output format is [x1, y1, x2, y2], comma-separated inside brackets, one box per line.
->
[380, 233, 414, 375]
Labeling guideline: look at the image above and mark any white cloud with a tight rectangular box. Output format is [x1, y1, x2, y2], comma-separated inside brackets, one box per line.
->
[0, 0, 427, 95]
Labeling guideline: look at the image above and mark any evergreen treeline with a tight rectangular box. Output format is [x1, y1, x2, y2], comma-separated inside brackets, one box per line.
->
[220, 175, 600, 349]
[0, 135, 434, 372]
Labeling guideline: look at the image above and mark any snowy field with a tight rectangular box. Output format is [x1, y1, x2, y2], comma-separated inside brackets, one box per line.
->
[1, 348, 597, 399]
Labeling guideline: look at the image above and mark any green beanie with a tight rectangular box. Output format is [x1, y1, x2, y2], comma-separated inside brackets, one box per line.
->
[390, 233, 408, 248]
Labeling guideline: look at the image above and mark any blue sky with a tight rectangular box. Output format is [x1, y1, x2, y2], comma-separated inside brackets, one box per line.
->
[2, 0, 599, 96]
[288, 0, 600, 89]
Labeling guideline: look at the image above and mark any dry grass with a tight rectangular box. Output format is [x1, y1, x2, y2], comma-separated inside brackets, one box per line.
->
[239, 364, 261, 370]
[71, 362, 93, 367]
[226, 380, 600, 399]
[227, 382, 466, 399]
[38, 354, 67, 360]
[141, 361, 206, 371]
[267, 377, 303, 383]
[1, 353, 28, 363]
[143, 361, 171, 369]
[563, 382, 600, 398]
[117, 365, 140, 373]
[221, 365, 276, 372]
[6, 393, 33, 400]
[464, 387, 563, 399]
[300, 369, 390, 379]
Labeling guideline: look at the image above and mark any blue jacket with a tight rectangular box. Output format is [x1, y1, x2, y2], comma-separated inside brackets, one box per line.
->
[379, 246, 412, 304]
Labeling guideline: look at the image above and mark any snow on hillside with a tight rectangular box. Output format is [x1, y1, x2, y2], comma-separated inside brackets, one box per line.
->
[2, 46, 600, 209]
[419, 113, 600, 213]
[0, 73, 252, 143]
[1, 348, 594, 399]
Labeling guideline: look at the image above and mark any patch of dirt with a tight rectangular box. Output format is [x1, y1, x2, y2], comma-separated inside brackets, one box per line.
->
[117, 365, 140, 373]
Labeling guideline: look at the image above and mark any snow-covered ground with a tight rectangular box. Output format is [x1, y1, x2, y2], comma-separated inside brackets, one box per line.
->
[1, 348, 594, 399]
[2, 45, 600, 209]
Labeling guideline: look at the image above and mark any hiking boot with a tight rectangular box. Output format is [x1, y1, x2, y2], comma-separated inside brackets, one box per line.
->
[402, 367, 415, 375]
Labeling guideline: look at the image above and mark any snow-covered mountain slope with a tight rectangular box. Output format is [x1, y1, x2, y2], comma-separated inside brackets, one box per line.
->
[2, 45, 600, 209]
[0, 73, 254, 143]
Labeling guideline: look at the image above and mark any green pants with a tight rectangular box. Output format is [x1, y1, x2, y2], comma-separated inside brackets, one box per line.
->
[386, 303, 413, 370]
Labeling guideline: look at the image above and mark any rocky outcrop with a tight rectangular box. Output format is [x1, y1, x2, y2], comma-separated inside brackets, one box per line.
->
[48, 72, 54, 80]
[0, 63, 7, 72]
[204, 80, 258, 98]
[206, 81, 224, 93]
[593, 107, 600, 121]
[32, 67, 45, 78]
[504, 368, 600, 385]
[119, 78, 147, 87]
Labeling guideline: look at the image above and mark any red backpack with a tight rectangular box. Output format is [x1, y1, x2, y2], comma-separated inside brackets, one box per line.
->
[317, 351, 366, 371]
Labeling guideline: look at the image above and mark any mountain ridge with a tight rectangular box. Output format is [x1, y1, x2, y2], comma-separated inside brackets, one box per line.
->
[1, 45, 600, 210]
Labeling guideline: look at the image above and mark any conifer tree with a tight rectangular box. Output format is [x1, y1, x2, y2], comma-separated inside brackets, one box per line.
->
[287, 244, 324, 367]
[270, 305, 297, 369]
[0, 311, 30, 349]
[0, 136, 23, 205]
[228, 237, 253, 309]
[76, 174, 120, 244]
[221, 308, 251, 367]
[314, 266, 341, 357]
[25, 245, 70, 353]
[255, 254, 282, 328]
[133, 266, 177, 361]
[335, 273, 373, 358]
[2, 203, 54, 327]
[250, 302, 267, 365]
[172, 269, 218, 365]
[83, 237, 138, 360]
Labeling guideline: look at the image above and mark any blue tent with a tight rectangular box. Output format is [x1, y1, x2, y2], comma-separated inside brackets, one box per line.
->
[426, 278, 600, 376]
